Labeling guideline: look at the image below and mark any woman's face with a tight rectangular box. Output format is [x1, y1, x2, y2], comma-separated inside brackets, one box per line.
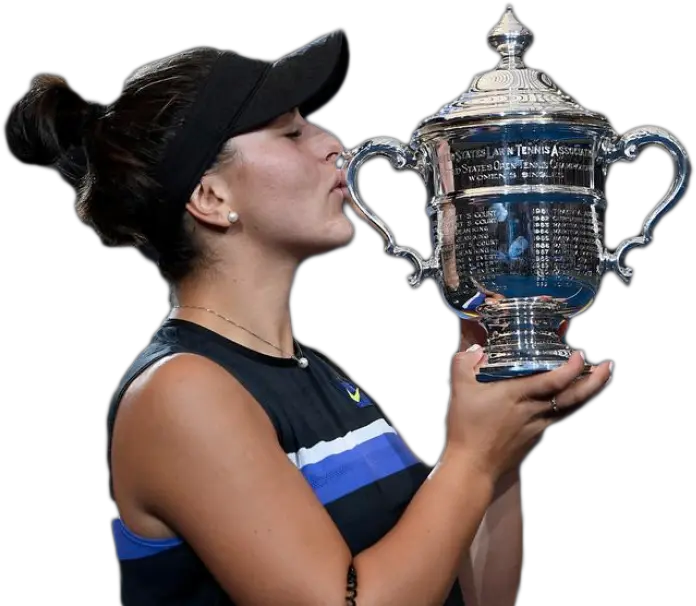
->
[211, 108, 353, 259]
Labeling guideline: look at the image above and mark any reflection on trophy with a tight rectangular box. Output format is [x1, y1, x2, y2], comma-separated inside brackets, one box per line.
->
[340, 6, 690, 382]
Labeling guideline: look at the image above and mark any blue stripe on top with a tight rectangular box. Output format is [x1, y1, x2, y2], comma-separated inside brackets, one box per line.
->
[112, 418, 420, 559]
[299, 431, 420, 505]
[112, 518, 184, 561]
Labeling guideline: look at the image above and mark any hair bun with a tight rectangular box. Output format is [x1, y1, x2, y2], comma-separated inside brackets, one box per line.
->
[5, 74, 104, 185]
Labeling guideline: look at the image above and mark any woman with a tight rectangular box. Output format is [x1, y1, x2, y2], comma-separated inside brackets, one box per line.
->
[5, 30, 612, 606]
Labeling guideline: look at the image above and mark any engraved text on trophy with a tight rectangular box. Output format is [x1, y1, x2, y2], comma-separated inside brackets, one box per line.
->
[445, 200, 604, 305]
[450, 139, 595, 189]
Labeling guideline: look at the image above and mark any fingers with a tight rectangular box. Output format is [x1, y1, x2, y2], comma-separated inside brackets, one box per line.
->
[559, 360, 612, 407]
[451, 344, 487, 385]
[474, 352, 489, 375]
[512, 351, 587, 400]
[527, 360, 613, 420]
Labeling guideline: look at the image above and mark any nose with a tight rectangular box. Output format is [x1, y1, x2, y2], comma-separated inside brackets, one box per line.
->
[324, 134, 344, 166]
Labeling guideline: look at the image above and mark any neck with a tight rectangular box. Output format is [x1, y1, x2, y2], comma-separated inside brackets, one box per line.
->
[170, 244, 299, 357]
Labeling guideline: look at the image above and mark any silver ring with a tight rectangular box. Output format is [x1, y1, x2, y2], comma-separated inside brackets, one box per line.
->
[550, 397, 560, 414]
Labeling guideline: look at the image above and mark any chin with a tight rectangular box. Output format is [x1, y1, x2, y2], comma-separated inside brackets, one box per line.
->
[295, 217, 355, 259]
[321, 224, 355, 254]
[327, 214, 355, 247]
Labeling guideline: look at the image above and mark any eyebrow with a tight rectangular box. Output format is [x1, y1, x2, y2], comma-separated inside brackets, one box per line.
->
[272, 109, 300, 128]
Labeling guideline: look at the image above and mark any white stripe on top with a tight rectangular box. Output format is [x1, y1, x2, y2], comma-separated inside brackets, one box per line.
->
[286, 418, 396, 469]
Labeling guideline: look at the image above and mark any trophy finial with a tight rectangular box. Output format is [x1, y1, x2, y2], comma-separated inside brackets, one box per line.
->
[418, 2, 609, 137]
[488, 5, 533, 68]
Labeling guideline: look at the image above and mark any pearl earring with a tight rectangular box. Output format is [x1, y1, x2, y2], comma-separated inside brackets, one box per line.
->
[227, 210, 239, 224]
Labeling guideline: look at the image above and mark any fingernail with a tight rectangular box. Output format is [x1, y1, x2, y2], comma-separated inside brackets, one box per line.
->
[609, 361, 614, 374]
[466, 344, 482, 353]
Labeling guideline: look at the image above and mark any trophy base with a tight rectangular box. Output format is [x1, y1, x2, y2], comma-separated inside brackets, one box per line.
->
[475, 297, 591, 382]
[477, 361, 593, 383]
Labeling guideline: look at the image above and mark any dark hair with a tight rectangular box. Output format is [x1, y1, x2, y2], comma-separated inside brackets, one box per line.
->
[5, 48, 237, 285]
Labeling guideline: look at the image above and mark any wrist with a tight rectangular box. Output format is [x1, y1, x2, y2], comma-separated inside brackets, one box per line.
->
[498, 466, 520, 483]
[493, 466, 521, 498]
[440, 443, 496, 491]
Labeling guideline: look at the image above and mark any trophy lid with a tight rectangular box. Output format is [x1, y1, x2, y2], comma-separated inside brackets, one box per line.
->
[414, 6, 610, 139]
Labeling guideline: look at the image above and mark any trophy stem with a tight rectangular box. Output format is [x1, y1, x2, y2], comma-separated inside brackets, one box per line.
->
[476, 297, 588, 382]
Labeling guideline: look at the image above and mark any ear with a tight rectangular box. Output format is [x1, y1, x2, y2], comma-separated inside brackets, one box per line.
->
[184, 174, 233, 228]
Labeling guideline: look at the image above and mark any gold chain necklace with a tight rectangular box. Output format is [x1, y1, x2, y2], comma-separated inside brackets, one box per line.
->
[170, 305, 309, 368]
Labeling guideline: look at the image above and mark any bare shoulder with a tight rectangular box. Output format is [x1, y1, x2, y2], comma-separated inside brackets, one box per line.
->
[111, 353, 278, 535]
[111, 352, 352, 603]
[116, 352, 279, 453]
[122, 351, 255, 407]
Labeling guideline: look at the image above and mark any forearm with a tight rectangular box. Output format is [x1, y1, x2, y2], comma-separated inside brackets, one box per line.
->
[354, 446, 495, 606]
[460, 468, 523, 606]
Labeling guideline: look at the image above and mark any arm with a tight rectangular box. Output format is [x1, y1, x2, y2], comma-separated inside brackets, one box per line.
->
[458, 468, 523, 606]
[455, 320, 522, 605]
[113, 353, 496, 606]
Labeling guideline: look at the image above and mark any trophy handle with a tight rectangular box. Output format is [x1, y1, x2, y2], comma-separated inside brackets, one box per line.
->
[602, 126, 690, 283]
[339, 137, 438, 287]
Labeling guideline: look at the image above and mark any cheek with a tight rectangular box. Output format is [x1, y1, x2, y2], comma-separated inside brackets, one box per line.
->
[248, 152, 320, 203]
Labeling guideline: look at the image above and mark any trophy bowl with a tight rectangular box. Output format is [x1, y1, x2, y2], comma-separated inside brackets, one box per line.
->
[340, 6, 689, 382]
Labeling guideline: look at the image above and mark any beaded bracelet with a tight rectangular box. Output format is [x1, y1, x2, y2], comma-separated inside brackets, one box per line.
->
[346, 563, 358, 605]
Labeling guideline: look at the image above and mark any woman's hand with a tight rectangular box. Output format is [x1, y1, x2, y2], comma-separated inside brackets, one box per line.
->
[447, 345, 612, 480]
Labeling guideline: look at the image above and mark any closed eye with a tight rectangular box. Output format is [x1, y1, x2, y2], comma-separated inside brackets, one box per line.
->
[285, 129, 302, 139]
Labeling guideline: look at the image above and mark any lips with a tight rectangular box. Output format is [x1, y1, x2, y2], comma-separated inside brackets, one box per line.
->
[331, 170, 347, 191]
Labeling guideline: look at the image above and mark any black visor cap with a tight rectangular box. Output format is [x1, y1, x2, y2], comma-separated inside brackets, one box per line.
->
[155, 30, 349, 212]
[234, 30, 349, 134]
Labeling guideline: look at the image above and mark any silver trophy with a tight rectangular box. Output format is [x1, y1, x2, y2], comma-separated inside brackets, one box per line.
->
[340, 6, 689, 381]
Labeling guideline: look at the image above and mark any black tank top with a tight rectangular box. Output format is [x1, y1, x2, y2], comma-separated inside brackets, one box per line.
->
[106, 318, 465, 605]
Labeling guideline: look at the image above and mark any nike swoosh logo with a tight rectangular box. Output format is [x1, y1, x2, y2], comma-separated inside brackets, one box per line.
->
[347, 386, 361, 402]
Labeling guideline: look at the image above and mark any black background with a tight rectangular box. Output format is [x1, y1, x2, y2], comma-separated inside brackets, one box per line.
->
[0, 0, 694, 606]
